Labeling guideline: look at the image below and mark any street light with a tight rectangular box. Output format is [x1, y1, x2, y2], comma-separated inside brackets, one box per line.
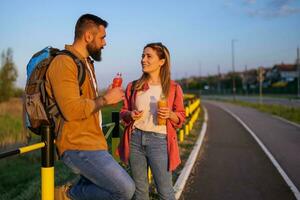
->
[232, 39, 237, 100]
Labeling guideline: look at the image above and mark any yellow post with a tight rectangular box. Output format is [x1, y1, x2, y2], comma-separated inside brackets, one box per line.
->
[148, 166, 152, 183]
[185, 106, 189, 118]
[179, 129, 184, 142]
[185, 123, 189, 136]
[41, 167, 54, 200]
[41, 125, 54, 200]
[189, 120, 193, 131]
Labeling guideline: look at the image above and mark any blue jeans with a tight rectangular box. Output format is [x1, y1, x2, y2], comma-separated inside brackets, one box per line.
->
[61, 150, 135, 200]
[129, 129, 175, 200]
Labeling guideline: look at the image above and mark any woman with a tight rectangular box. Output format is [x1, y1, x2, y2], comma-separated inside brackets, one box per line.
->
[118, 42, 185, 200]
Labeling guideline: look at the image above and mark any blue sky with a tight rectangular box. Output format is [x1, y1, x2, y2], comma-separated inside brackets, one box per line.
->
[0, 0, 299, 89]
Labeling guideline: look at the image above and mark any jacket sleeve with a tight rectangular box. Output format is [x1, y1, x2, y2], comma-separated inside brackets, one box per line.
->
[169, 84, 185, 129]
[46, 55, 96, 121]
[120, 82, 133, 126]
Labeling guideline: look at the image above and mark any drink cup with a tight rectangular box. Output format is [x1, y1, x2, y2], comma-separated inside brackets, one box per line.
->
[157, 98, 167, 125]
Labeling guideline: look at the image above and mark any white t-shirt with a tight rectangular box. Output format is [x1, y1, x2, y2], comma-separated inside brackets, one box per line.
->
[133, 84, 167, 134]
[85, 59, 102, 128]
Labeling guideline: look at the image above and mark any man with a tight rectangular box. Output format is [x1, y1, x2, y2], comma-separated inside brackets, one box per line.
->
[46, 14, 135, 200]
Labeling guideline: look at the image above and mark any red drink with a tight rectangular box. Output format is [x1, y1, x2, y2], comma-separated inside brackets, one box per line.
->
[112, 73, 123, 88]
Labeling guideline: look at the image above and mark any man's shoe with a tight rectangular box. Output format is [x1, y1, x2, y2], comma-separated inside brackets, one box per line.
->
[54, 184, 71, 200]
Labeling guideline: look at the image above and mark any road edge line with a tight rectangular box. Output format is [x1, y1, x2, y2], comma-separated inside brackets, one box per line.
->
[272, 115, 300, 129]
[174, 106, 208, 200]
[220, 105, 300, 200]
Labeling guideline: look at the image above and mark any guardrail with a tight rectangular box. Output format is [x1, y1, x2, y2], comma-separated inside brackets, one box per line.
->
[0, 94, 201, 200]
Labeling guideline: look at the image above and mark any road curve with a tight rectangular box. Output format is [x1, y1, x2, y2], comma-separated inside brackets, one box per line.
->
[180, 102, 295, 200]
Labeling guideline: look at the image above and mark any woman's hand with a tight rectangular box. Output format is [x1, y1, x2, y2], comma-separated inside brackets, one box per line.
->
[158, 107, 179, 124]
[157, 107, 171, 119]
[130, 110, 144, 120]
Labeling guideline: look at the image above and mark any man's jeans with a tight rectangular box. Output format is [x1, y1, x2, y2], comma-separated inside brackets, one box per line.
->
[129, 129, 175, 200]
[61, 150, 135, 200]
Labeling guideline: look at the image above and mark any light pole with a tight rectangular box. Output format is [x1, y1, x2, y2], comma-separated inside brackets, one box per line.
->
[232, 39, 237, 100]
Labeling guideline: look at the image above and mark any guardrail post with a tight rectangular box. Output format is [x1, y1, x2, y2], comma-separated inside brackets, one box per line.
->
[179, 129, 184, 143]
[41, 125, 54, 200]
[112, 111, 120, 161]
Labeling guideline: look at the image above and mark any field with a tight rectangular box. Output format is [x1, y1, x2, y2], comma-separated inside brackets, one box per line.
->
[0, 98, 24, 147]
[0, 98, 203, 200]
[0, 99, 122, 200]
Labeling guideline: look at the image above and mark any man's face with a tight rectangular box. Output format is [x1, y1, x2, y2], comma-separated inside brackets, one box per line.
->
[87, 25, 106, 61]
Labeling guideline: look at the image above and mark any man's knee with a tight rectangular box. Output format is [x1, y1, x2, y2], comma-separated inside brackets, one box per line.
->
[120, 179, 135, 200]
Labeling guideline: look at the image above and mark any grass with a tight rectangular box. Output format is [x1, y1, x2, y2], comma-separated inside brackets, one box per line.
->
[0, 98, 203, 200]
[0, 98, 26, 148]
[227, 100, 300, 125]
[0, 100, 123, 200]
[0, 114, 23, 147]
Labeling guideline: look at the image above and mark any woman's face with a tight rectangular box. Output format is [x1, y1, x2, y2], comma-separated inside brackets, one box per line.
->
[141, 47, 164, 74]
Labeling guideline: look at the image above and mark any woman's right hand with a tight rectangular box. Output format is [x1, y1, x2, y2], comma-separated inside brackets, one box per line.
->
[130, 110, 144, 120]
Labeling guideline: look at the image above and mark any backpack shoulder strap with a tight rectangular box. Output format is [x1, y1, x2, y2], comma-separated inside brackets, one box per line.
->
[58, 50, 86, 88]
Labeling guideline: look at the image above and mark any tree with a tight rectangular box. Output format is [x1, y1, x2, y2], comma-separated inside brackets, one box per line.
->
[0, 48, 18, 102]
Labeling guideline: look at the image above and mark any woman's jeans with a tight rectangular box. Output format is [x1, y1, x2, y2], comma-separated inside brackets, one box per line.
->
[130, 129, 175, 200]
[61, 150, 135, 200]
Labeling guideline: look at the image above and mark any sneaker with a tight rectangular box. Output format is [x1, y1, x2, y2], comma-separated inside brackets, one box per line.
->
[54, 183, 72, 200]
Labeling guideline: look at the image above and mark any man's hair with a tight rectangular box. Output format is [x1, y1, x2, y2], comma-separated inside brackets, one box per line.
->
[74, 14, 108, 40]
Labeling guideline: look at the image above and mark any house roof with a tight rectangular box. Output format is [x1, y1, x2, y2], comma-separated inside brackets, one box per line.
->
[273, 64, 297, 72]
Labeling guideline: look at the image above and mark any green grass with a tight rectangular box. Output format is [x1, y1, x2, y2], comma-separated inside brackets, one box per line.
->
[228, 100, 300, 124]
[100, 103, 122, 124]
[0, 114, 23, 146]
[0, 103, 123, 200]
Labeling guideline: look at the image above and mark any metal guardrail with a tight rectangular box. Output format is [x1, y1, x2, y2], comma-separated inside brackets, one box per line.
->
[0, 96, 201, 200]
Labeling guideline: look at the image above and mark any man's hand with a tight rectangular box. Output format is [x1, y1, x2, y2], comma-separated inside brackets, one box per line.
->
[93, 85, 124, 113]
[103, 85, 125, 105]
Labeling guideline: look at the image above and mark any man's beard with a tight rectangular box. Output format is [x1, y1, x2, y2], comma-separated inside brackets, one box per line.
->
[87, 43, 102, 61]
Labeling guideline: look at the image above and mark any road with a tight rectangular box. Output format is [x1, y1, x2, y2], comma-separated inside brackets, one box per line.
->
[180, 101, 298, 200]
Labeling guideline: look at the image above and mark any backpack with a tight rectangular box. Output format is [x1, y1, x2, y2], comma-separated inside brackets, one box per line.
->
[24, 46, 86, 137]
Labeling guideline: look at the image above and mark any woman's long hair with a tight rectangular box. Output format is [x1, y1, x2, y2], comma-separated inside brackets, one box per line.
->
[134, 42, 171, 97]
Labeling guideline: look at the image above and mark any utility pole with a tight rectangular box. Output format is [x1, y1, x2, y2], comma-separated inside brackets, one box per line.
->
[198, 62, 202, 77]
[258, 67, 265, 105]
[297, 46, 300, 98]
[245, 65, 248, 96]
[232, 39, 237, 101]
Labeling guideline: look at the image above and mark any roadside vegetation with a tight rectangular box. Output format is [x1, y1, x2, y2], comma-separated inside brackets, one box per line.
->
[228, 100, 300, 125]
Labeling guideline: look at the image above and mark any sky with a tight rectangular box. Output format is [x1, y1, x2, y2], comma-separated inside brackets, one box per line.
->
[0, 0, 300, 89]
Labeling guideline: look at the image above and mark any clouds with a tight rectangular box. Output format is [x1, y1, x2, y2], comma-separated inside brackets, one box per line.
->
[227, 0, 300, 18]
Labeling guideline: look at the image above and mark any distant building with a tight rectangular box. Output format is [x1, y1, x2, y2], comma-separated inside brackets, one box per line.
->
[271, 63, 297, 82]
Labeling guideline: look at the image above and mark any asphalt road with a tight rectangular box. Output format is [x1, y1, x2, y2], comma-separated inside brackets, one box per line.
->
[180, 102, 296, 200]
[212, 101, 300, 192]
